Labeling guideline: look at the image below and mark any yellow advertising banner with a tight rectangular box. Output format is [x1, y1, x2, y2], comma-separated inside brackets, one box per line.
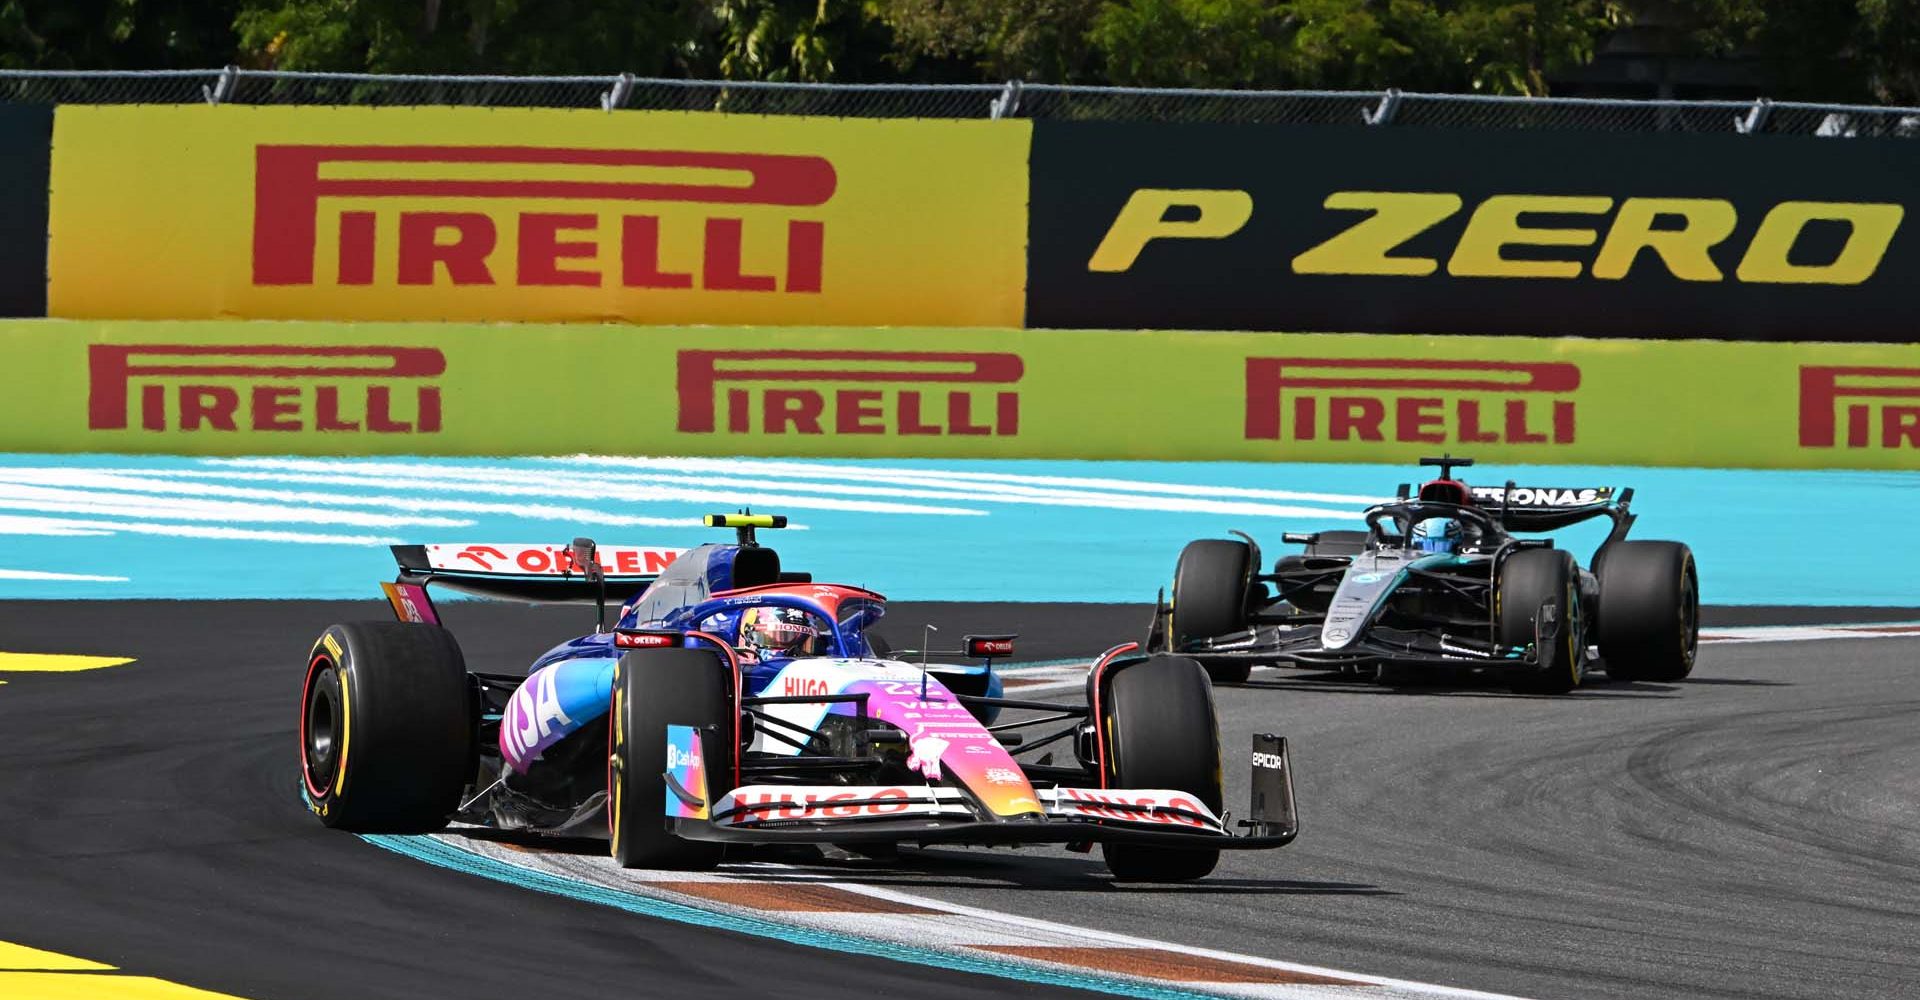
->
[46, 106, 1028, 326]
[4, 320, 1918, 470]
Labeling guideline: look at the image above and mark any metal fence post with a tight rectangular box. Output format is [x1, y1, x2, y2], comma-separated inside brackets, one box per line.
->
[990, 79, 1023, 120]
[1737, 97, 1774, 135]
[202, 65, 238, 106]
[601, 72, 634, 112]
[1364, 88, 1402, 125]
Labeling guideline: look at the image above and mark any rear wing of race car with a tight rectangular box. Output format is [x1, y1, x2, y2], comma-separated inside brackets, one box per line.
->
[1455, 483, 1637, 537]
[1386, 479, 1635, 535]
[383, 515, 795, 624]
[383, 541, 682, 623]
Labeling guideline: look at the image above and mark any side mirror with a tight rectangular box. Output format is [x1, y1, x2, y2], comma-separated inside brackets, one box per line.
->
[569, 537, 604, 582]
[1280, 531, 1316, 545]
[570, 536, 608, 634]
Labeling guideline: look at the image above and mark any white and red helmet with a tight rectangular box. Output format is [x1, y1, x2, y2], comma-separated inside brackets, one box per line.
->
[739, 606, 829, 658]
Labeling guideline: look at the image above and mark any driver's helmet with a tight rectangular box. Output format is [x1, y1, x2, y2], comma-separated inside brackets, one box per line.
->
[1410, 516, 1464, 555]
[739, 606, 830, 659]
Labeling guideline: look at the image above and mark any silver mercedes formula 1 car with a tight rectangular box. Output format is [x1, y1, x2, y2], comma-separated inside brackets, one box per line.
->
[1147, 457, 1699, 693]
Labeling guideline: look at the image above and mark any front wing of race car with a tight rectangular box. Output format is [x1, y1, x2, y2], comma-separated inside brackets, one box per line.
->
[1182, 622, 1539, 672]
[663, 733, 1299, 850]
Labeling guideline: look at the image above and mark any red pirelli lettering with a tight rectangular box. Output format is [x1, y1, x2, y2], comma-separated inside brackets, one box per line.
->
[678, 350, 1024, 438]
[88, 344, 445, 435]
[1799, 366, 1920, 449]
[1246, 358, 1581, 446]
[253, 145, 837, 287]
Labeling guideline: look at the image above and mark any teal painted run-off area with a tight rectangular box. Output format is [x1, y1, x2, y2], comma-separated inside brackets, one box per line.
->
[0, 453, 1912, 606]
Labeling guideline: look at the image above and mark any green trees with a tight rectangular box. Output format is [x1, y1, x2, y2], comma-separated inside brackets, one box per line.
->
[710, 0, 900, 81]
[0, 0, 1913, 101]
[230, 0, 712, 76]
[1672, 0, 1920, 103]
[1, 1, 240, 68]
[1079, 0, 1625, 93]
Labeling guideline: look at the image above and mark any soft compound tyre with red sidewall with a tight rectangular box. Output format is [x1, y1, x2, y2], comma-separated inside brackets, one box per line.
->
[1170, 539, 1254, 683]
[609, 647, 733, 871]
[1099, 655, 1224, 882]
[1498, 549, 1584, 695]
[300, 621, 472, 832]
[1597, 541, 1700, 683]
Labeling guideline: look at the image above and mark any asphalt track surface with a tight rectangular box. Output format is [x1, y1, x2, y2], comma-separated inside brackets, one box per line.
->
[2, 599, 1916, 1000]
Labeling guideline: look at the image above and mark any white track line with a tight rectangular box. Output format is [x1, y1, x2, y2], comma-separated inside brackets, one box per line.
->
[206, 458, 1362, 519]
[0, 513, 401, 545]
[0, 568, 129, 582]
[554, 455, 1387, 507]
[1697, 623, 1920, 642]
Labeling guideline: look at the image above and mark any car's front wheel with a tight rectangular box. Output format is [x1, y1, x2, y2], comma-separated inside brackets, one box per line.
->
[1498, 549, 1584, 694]
[1099, 655, 1223, 882]
[1169, 539, 1254, 683]
[609, 647, 733, 870]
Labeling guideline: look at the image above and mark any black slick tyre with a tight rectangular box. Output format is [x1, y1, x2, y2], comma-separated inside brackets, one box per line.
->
[1170, 539, 1253, 683]
[1498, 549, 1584, 694]
[1100, 655, 1223, 882]
[1597, 541, 1699, 683]
[609, 648, 732, 870]
[300, 622, 472, 832]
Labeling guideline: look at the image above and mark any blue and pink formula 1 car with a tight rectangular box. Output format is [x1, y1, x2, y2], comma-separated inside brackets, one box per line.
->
[299, 515, 1297, 882]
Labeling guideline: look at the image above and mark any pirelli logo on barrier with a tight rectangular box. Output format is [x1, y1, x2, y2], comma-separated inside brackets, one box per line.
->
[251, 145, 834, 294]
[678, 350, 1022, 437]
[45, 106, 1029, 326]
[9, 323, 1916, 470]
[1245, 359, 1577, 447]
[1800, 366, 1920, 450]
[87, 344, 444, 434]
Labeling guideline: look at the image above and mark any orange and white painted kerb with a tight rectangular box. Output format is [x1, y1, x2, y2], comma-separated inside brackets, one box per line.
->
[443, 833, 1527, 1000]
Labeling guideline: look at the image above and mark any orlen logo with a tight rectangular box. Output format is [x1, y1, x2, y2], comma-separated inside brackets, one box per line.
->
[437, 544, 680, 576]
[252, 145, 836, 292]
[1246, 358, 1577, 445]
[1800, 366, 1920, 449]
[88, 344, 442, 433]
[678, 350, 1021, 436]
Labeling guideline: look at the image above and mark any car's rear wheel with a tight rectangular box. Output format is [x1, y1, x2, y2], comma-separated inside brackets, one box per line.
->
[299, 622, 472, 832]
[609, 647, 732, 870]
[1498, 550, 1584, 694]
[1170, 539, 1253, 683]
[1100, 655, 1223, 882]
[1597, 541, 1699, 683]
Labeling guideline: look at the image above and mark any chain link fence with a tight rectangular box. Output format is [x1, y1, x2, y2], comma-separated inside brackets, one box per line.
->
[3, 68, 1917, 136]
